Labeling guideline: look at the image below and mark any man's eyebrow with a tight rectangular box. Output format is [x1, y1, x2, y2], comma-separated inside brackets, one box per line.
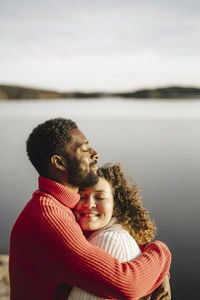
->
[78, 140, 89, 147]
[80, 140, 89, 146]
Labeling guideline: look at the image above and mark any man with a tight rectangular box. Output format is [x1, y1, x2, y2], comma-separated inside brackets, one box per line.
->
[9, 118, 171, 299]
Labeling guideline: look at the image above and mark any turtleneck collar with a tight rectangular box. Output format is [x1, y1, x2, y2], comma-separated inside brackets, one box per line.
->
[38, 176, 80, 208]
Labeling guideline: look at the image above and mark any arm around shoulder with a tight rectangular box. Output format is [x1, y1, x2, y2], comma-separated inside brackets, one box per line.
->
[34, 206, 171, 299]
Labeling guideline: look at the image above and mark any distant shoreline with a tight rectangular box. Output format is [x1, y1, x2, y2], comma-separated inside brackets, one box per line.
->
[1, 84, 200, 100]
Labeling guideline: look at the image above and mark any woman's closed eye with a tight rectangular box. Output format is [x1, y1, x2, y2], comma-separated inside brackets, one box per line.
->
[95, 194, 107, 200]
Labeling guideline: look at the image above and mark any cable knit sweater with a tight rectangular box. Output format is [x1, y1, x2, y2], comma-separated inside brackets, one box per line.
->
[68, 218, 144, 300]
[9, 177, 171, 300]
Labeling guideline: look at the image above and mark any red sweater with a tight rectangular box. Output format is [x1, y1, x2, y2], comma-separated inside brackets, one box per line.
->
[9, 177, 171, 300]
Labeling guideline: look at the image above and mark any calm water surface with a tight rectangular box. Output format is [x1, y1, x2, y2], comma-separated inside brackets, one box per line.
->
[0, 98, 200, 299]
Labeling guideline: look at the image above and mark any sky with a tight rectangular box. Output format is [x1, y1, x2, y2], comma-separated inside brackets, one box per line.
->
[0, 0, 200, 92]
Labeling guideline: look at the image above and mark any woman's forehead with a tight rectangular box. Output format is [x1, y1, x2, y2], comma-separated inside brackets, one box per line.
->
[80, 177, 111, 193]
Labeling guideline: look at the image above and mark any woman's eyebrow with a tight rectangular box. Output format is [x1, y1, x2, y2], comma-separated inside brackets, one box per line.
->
[79, 190, 106, 193]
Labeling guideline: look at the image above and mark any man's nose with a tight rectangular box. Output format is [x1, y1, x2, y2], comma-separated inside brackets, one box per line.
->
[89, 147, 99, 160]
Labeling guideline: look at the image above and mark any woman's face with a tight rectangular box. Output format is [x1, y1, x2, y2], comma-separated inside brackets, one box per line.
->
[74, 177, 114, 231]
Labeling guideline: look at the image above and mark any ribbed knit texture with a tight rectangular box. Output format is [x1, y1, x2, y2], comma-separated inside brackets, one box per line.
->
[68, 218, 144, 300]
[9, 177, 171, 300]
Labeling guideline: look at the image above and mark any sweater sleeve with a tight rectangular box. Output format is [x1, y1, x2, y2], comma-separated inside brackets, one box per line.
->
[32, 200, 171, 299]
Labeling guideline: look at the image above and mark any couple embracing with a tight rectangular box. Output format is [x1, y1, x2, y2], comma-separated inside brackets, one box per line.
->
[9, 118, 171, 299]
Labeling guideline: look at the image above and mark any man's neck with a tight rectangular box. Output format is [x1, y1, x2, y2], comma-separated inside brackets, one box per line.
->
[46, 174, 79, 194]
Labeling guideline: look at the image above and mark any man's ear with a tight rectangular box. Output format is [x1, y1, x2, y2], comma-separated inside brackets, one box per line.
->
[50, 155, 66, 171]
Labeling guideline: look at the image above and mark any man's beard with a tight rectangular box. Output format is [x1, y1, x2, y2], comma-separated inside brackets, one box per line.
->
[65, 154, 98, 188]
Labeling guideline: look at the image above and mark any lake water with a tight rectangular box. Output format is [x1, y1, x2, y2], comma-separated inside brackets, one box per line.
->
[0, 98, 200, 299]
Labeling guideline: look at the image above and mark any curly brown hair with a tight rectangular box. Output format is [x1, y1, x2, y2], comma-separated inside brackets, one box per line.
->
[97, 163, 156, 245]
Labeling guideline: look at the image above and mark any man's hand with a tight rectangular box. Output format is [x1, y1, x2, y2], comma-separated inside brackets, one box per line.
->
[145, 275, 171, 300]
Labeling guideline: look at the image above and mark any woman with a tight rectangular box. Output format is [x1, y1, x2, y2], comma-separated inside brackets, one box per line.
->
[68, 163, 168, 299]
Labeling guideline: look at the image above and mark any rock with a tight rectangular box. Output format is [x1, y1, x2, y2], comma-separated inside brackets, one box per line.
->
[0, 255, 10, 300]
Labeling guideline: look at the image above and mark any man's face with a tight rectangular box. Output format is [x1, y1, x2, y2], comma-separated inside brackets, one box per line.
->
[64, 128, 99, 188]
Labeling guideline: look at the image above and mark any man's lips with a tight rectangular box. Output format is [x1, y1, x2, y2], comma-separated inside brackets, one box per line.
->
[91, 165, 98, 171]
[90, 161, 98, 169]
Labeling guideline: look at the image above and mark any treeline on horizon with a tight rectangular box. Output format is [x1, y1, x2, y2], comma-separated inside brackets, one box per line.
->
[0, 84, 200, 100]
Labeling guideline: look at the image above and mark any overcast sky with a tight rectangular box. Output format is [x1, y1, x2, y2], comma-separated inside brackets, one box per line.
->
[0, 0, 200, 91]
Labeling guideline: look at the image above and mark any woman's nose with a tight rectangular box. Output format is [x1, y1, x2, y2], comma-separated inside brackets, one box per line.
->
[84, 196, 96, 209]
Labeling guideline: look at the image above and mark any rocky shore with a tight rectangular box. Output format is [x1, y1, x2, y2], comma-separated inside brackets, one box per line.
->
[0, 255, 10, 300]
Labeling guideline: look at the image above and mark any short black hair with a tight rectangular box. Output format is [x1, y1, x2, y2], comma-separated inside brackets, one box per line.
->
[26, 118, 78, 177]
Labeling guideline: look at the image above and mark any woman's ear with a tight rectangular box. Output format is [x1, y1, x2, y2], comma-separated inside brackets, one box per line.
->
[50, 155, 66, 171]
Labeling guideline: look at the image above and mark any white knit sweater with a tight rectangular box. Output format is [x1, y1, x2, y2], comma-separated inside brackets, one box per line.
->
[68, 218, 144, 300]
